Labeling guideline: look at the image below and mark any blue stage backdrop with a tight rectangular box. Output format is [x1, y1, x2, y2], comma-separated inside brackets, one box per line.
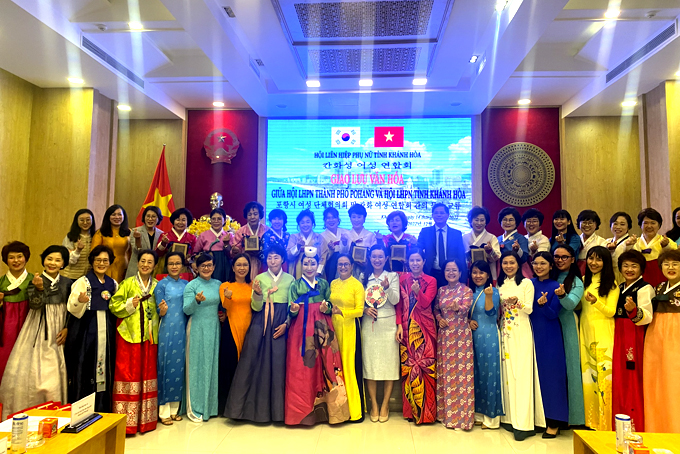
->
[266, 118, 473, 237]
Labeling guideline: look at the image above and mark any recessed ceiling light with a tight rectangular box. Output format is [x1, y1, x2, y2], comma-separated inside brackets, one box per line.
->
[517, 98, 531, 105]
[495, 0, 508, 12]
[469, 55, 479, 63]
[604, 9, 620, 19]
[450, 102, 461, 107]
[67, 77, 84, 84]
[117, 105, 132, 111]
[213, 101, 225, 107]
[675, 70, 680, 77]
[412, 78, 427, 86]
[358, 79, 373, 87]
[128, 21, 143, 30]
[621, 100, 637, 107]
[306, 80, 321, 88]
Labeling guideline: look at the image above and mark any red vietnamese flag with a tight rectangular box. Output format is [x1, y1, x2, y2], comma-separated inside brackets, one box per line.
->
[136, 145, 176, 232]
[374, 126, 404, 147]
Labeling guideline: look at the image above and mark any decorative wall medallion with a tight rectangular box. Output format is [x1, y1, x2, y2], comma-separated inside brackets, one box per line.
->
[487, 142, 555, 207]
[204, 128, 240, 164]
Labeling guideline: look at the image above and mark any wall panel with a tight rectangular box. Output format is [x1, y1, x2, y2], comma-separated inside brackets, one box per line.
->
[115, 119, 186, 226]
[562, 116, 641, 235]
[0, 69, 33, 247]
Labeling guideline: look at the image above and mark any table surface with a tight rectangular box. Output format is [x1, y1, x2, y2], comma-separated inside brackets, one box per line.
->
[574, 430, 680, 453]
[0, 409, 126, 453]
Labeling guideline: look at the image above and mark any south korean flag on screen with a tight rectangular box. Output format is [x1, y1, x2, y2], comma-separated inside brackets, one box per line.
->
[331, 127, 361, 147]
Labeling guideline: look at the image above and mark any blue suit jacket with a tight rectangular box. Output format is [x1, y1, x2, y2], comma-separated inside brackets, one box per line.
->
[417, 225, 468, 284]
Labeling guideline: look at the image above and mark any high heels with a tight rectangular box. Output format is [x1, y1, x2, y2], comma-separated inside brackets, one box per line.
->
[379, 411, 389, 423]
[542, 428, 560, 439]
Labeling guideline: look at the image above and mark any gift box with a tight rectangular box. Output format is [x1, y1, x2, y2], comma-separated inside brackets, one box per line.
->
[39, 418, 58, 438]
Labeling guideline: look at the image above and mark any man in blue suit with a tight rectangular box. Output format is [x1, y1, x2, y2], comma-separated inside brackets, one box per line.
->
[417, 203, 467, 288]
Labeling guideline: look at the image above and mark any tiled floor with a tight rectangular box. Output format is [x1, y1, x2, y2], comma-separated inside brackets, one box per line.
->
[124, 415, 574, 454]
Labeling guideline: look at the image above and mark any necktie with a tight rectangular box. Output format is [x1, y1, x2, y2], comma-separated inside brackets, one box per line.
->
[438, 228, 445, 269]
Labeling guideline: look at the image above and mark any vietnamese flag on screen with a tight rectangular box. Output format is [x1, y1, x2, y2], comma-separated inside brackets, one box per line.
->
[374, 126, 404, 147]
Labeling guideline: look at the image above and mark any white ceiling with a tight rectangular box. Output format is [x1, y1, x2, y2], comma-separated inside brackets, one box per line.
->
[1, 0, 679, 119]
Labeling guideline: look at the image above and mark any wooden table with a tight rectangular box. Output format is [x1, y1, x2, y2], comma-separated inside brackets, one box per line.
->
[0, 409, 126, 454]
[574, 430, 680, 454]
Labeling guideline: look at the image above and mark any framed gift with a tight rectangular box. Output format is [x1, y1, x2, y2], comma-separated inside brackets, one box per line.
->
[170, 243, 189, 258]
[470, 248, 487, 263]
[390, 245, 406, 261]
[352, 246, 367, 262]
[244, 236, 260, 252]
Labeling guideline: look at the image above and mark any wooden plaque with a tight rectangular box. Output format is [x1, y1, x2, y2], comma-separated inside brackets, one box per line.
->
[352, 246, 368, 263]
[390, 245, 406, 261]
[244, 236, 260, 252]
[170, 243, 188, 258]
[470, 248, 487, 263]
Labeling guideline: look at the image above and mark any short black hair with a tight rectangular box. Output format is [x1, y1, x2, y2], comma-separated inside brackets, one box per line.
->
[522, 208, 544, 225]
[296, 209, 316, 226]
[659, 249, 680, 267]
[165, 251, 187, 267]
[170, 208, 194, 227]
[617, 250, 646, 273]
[1, 241, 30, 264]
[137, 249, 158, 266]
[40, 245, 69, 269]
[195, 252, 214, 268]
[243, 201, 264, 220]
[142, 206, 163, 225]
[348, 204, 367, 218]
[88, 245, 115, 265]
[323, 207, 340, 220]
[498, 207, 520, 226]
[210, 208, 227, 221]
[265, 244, 287, 260]
[610, 211, 632, 230]
[637, 208, 663, 227]
[469, 260, 493, 291]
[577, 210, 601, 229]
[432, 203, 449, 214]
[407, 247, 425, 261]
[268, 209, 288, 231]
[386, 210, 408, 231]
[467, 206, 490, 227]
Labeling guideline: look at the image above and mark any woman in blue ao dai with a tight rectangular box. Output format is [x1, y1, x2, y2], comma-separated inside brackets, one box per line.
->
[154, 252, 189, 425]
[530, 252, 569, 438]
[468, 260, 503, 429]
[183, 253, 221, 422]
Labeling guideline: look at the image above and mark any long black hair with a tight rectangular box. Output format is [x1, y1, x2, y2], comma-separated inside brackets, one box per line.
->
[497, 250, 523, 286]
[67, 209, 96, 242]
[228, 253, 252, 284]
[550, 245, 582, 293]
[584, 246, 616, 297]
[100, 204, 131, 237]
[550, 209, 578, 247]
[666, 206, 680, 242]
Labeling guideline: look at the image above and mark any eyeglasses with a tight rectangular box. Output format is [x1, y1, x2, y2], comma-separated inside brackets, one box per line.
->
[553, 255, 572, 261]
[93, 259, 110, 264]
[199, 264, 215, 270]
[580, 221, 595, 226]
[337, 263, 351, 268]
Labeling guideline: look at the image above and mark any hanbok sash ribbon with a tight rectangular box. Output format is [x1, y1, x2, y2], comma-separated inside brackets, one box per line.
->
[263, 286, 279, 336]
[294, 279, 320, 357]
